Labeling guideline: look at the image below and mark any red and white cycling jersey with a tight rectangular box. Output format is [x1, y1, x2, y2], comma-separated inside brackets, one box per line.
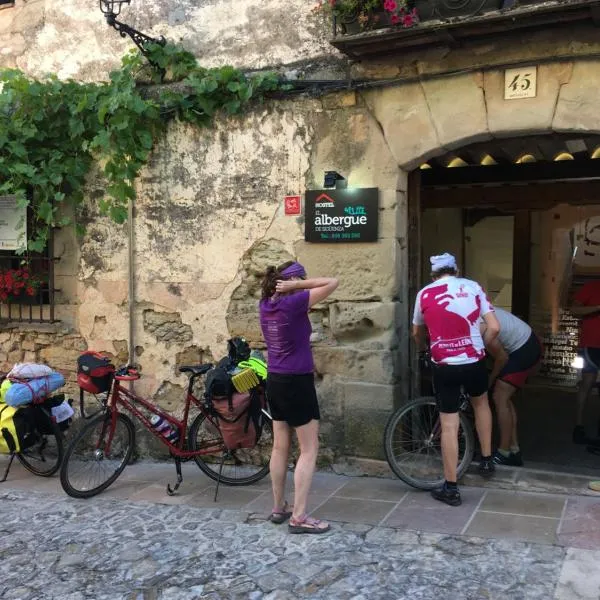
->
[413, 276, 494, 365]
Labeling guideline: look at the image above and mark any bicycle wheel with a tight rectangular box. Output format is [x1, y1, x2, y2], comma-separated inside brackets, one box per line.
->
[384, 396, 475, 490]
[60, 412, 135, 499]
[188, 412, 272, 486]
[17, 409, 64, 477]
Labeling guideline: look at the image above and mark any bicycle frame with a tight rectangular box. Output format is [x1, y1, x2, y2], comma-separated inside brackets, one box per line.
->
[98, 372, 223, 460]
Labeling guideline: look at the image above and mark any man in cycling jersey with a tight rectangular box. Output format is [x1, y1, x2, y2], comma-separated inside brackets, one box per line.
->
[413, 253, 500, 506]
[481, 308, 543, 467]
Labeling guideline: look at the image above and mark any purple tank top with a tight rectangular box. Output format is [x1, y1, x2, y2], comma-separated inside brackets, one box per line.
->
[259, 290, 314, 374]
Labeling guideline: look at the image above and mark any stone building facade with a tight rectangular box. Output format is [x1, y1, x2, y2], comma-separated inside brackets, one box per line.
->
[2, 0, 600, 463]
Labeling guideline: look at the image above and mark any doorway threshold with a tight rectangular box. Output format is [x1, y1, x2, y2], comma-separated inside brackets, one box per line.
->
[461, 462, 599, 497]
[333, 457, 600, 498]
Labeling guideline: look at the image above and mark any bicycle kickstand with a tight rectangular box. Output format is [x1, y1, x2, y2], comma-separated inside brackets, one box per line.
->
[0, 453, 16, 483]
[214, 454, 227, 502]
[166, 457, 183, 496]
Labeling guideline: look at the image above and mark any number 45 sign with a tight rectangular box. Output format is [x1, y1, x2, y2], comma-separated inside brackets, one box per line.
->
[504, 66, 537, 100]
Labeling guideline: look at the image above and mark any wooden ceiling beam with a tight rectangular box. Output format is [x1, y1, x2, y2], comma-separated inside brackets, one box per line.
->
[421, 158, 600, 186]
[422, 180, 600, 209]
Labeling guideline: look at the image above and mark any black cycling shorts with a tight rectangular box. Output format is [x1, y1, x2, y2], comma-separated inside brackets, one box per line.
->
[432, 359, 488, 414]
[266, 372, 320, 428]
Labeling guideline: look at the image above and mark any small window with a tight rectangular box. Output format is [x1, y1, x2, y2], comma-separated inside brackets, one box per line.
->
[0, 0, 15, 9]
[0, 195, 57, 323]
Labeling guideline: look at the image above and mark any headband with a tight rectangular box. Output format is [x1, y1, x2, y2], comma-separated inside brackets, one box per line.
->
[280, 262, 306, 279]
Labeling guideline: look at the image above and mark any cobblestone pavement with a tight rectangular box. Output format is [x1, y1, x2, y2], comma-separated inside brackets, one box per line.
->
[1, 460, 600, 599]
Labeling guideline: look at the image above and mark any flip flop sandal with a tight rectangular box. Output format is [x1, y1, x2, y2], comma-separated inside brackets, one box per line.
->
[288, 515, 331, 534]
[269, 502, 292, 524]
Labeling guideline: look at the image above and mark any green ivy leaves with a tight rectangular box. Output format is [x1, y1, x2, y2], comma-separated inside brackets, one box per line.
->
[0, 43, 285, 252]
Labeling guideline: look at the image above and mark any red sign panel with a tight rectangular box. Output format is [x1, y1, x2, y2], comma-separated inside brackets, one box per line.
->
[284, 195, 301, 215]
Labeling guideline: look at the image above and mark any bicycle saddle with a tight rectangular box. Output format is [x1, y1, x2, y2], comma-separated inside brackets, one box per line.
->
[179, 364, 213, 375]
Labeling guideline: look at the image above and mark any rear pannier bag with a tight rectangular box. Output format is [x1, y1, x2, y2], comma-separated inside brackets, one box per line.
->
[77, 352, 115, 394]
[32, 394, 73, 434]
[0, 404, 37, 454]
[211, 388, 265, 450]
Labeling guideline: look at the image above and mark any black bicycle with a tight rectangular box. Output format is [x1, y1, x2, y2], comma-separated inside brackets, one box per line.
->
[383, 354, 475, 490]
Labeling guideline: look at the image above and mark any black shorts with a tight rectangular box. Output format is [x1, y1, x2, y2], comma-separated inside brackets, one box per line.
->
[498, 332, 542, 388]
[266, 372, 320, 428]
[432, 359, 488, 414]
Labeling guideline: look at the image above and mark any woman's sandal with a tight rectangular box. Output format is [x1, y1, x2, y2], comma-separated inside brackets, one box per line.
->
[269, 501, 293, 524]
[288, 515, 331, 534]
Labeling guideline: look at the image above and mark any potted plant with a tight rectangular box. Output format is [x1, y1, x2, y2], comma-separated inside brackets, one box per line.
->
[383, 0, 419, 27]
[314, 0, 419, 33]
[0, 266, 44, 303]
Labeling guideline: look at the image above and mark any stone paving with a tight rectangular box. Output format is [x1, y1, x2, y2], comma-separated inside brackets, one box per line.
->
[1, 459, 600, 599]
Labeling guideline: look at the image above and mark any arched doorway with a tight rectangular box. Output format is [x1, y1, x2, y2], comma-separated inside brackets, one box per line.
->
[409, 132, 600, 474]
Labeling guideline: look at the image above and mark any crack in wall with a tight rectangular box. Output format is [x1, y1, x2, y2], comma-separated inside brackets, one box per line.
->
[417, 79, 444, 158]
[551, 63, 574, 131]
[356, 90, 399, 169]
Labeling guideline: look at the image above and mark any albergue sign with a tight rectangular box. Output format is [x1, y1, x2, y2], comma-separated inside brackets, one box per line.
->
[304, 188, 378, 243]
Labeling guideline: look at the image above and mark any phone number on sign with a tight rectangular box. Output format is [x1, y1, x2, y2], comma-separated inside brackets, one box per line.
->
[320, 232, 361, 240]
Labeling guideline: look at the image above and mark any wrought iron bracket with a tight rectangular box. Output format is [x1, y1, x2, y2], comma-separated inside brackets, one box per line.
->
[105, 13, 166, 75]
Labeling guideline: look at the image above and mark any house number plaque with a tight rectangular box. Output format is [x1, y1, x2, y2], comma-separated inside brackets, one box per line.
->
[504, 66, 537, 100]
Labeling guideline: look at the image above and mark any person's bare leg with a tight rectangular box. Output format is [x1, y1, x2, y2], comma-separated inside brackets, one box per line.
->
[492, 380, 516, 452]
[576, 371, 597, 426]
[471, 392, 493, 457]
[440, 412, 459, 482]
[292, 419, 321, 520]
[270, 420, 292, 511]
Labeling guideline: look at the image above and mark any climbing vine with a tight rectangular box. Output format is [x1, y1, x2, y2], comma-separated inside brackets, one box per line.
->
[0, 43, 284, 252]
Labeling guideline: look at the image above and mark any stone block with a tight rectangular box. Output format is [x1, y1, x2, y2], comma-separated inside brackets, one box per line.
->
[226, 303, 263, 344]
[322, 92, 356, 110]
[310, 109, 399, 191]
[554, 60, 600, 133]
[343, 407, 390, 459]
[422, 73, 490, 149]
[485, 62, 572, 136]
[341, 380, 399, 411]
[295, 238, 398, 302]
[329, 301, 397, 345]
[312, 346, 399, 384]
[363, 84, 440, 169]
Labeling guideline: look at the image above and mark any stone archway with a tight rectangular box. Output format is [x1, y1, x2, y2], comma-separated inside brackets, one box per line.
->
[355, 59, 600, 404]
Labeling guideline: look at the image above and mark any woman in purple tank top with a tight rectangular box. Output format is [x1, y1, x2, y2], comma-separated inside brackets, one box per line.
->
[259, 261, 338, 534]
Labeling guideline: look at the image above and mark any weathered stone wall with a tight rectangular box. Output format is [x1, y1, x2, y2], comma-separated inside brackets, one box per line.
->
[74, 92, 403, 461]
[4, 0, 600, 465]
[0, 325, 87, 388]
[1, 0, 339, 80]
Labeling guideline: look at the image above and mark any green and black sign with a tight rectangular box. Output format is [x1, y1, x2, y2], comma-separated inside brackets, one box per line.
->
[304, 188, 379, 243]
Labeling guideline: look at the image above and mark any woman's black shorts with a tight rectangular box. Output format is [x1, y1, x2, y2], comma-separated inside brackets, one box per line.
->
[266, 372, 320, 428]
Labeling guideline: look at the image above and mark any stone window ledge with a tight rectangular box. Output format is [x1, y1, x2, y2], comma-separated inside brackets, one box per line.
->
[0, 321, 65, 334]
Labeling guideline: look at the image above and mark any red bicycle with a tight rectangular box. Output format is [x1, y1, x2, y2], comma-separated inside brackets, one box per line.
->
[59, 364, 273, 499]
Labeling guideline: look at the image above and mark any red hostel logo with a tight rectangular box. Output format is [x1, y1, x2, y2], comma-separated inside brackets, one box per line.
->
[284, 195, 301, 215]
[314, 193, 334, 208]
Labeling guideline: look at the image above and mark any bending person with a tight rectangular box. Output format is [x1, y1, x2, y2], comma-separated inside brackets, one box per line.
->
[482, 308, 542, 466]
[259, 261, 338, 534]
[413, 253, 500, 507]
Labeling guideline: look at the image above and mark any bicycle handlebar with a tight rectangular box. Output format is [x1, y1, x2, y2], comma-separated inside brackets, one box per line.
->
[115, 365, 141, 381]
